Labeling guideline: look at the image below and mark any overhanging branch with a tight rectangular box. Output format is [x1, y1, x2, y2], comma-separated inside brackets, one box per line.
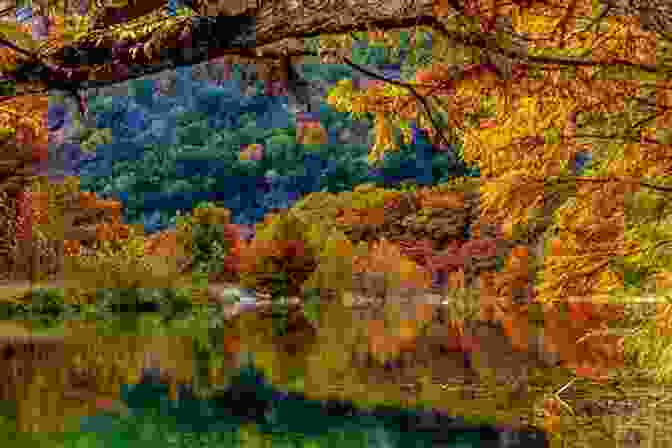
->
[342, 57, 454, 150]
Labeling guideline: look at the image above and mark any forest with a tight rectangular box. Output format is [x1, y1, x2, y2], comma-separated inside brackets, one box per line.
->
[0, 0, 669, 446]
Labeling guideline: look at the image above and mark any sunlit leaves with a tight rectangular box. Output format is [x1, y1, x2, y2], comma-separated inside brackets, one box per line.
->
[370, 113, 397, 164]
[0, 22, 42, 52]
[513, 10, 562, 36]
[51, 13, 94, 45]
[326, 79, 356, 115]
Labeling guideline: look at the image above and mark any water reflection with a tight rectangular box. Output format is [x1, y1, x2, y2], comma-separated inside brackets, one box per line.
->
[79, 360, 548, 448]
[0, 295, 590, 445]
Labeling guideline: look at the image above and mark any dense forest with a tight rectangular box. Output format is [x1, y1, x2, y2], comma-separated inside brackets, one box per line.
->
[48, 33, 480, 235]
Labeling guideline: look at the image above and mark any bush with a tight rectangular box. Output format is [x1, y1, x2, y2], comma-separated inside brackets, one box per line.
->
[173, 202, 243, 280]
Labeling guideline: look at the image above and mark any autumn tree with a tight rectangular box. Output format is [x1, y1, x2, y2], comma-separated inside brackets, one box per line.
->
[322, 0, 672, 381]
[0, 0, 670, 377]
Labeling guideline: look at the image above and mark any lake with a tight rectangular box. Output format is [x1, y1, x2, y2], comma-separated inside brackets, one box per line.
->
[0, 286, 664, 447]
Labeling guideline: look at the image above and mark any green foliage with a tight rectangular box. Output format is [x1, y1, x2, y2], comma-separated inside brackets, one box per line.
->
[27, 287, 66, 313]
[0, 125, 15, 141]
[190, 225, 230, 274]
[621, 304, 672, 385]
[79, 127, 113, 153]
[402, 28, 435, 78]
[302, 230, 355, 298]
[300, 287, 324, 328]
[0, 285, 198, 331]
[254, 210, 312, 244]
[351, 42, 390, 66]
[79, 63, 382, 233]
[173, 202, 237, 276]
[348, 183, 403, 210]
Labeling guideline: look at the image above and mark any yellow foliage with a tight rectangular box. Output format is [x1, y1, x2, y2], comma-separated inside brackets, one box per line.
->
[370, 113, 397, 164]
[512, 10, 562, 36]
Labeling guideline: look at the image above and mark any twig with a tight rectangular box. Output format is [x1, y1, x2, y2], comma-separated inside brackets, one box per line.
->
[549, 378, 576, 416]
[342, 57, 454, 152]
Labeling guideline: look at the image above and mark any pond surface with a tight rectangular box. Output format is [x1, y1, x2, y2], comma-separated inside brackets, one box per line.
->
[0, 288, 662, 447]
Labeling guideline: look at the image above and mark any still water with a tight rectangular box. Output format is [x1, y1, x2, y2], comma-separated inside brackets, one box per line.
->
[0, 294, 586, 447]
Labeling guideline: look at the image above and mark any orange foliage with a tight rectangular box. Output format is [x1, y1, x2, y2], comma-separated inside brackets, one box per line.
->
[366, 318, 420, 362]
[352, 238, 433, 290]
[366, 319, 399, 361]
[344, 0, 671, 346]
[479, 118, 497, 129]
[0, 94, 50, 164]
[542, 397, 562, 433]
[64, 239, 82, 257]
[414, 302, 435, 326]
[655, 271, 672, 291]
[415, 189, 465, 209]
[32, 190, 130, 256]
[296, 121, 328, 146]
[448, 268, 466, 290]
[510, 245, 529, 260]
[415, 68, 434, 84]
[496, 303, 625, 381]
[95, 222, 131, 242]
[222, 335, 242, 355]
[335, 207, 386, 227]
[398, 319, 419, 350]
[549, 238, 563, 257]
[143, 229, 180, 257]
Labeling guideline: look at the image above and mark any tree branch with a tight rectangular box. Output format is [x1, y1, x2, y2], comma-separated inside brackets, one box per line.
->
[548, 176, 672, 194]
[342, 57, 454, 150]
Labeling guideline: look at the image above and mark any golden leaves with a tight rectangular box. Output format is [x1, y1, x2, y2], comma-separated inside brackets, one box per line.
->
[514, 10, 563, 37]
[0, 22, 42, 53]
[370, 112, 397, 164]
[326, 79, 355, 113]
[460, 93, 577, 180]
[478, 171, 545, 227]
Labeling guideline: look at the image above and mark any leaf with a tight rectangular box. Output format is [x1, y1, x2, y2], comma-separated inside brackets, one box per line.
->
[0, 23, 41, 52]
